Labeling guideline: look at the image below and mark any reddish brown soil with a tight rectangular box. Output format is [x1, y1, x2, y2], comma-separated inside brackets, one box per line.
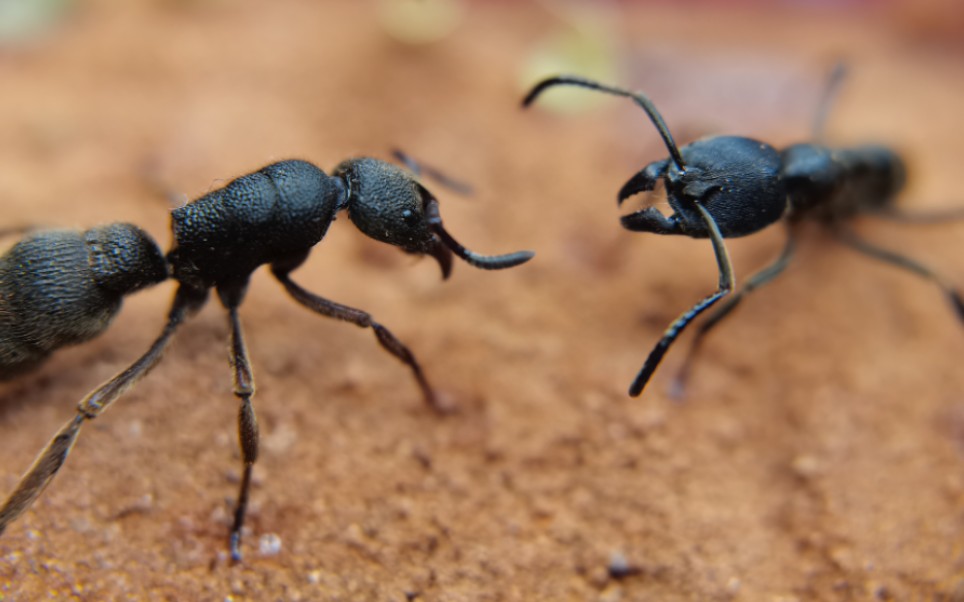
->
[1, 2, 963, 600]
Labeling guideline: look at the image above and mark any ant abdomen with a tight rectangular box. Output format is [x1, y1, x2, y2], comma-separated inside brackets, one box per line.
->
[0, 224, 166, 380]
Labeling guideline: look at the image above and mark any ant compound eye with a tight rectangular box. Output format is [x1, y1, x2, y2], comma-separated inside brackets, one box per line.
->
[401, 208, 419, 225]
[336, 158, 437, 254]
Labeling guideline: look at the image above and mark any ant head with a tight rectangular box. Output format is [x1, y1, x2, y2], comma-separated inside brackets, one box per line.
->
[524, 76, 787, 238]
[335, 158, 443, 264]
[334, 157, 533, 279]
[620, 136, 787, 238]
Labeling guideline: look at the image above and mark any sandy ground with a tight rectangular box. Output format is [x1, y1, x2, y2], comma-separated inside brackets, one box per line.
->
[0, 1, 963, 600]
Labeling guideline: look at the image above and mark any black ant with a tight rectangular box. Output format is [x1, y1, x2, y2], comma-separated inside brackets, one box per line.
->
[523, 65, 964, 398]
[0, 155, 533, 561]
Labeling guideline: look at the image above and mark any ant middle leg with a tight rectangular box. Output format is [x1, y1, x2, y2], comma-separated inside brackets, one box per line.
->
[0, 284, 206, 537]
[671, 227, 797, 398]
[270, 264, 444, 414]
[629, 203, 736, 397]
[835, 228, 964, 323]
[216, 283, 261, 563]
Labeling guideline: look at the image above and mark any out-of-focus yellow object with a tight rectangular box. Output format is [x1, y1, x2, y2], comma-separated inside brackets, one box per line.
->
[520, 0, 620, 114]
[0, 0, 72, 44]
[376, 0, 465, 45]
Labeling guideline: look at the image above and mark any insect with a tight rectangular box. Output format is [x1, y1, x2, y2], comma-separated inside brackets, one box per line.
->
[523, 66, 963, 397]
[0, 156, 533, 560]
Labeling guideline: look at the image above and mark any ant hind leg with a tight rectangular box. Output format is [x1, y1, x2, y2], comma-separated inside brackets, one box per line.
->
[0, 284, 205, 537]
[836, 228, 964, 323]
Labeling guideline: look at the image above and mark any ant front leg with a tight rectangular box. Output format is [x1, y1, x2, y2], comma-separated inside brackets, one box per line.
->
[671, 227, 797, 399]
[217, 282, 261, 563]
[270, 263, 446, 414]
[629, 203, 735, 397]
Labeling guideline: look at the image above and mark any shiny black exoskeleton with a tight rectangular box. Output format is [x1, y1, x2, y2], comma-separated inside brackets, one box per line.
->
[0, 156, 533, 561]
[524, 71, 963, 398]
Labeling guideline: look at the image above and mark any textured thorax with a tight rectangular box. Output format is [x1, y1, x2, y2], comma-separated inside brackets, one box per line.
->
[167, 160, 344, 289]
[782, 143, 906, 223]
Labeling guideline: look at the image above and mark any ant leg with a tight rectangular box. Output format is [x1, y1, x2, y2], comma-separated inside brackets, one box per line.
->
[216, 285, 260, 563]
[871, 206, 964, 224]
[270, 266, 443, 414]
[0, 284, 206, 536]
[836, 229, 964, 323]
[812, 61, 848, 143]
[671, 230, 797, 398]
[629, 203, 735, 397]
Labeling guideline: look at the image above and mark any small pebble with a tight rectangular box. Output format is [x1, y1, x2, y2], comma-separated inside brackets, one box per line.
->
[607, 551, 641, 580]
[258, 533, 283, 557]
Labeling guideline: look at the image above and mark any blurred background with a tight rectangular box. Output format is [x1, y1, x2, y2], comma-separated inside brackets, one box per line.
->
[0, 1, 962, 600]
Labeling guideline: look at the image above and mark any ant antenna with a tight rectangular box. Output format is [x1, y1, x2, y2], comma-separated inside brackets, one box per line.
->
[422, 193, 534, 271]
[392, 149, 474, 196]
[812, 61, 848, 142]
[523, 75, 686, 171]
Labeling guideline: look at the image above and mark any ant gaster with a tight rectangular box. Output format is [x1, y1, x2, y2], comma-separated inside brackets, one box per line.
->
[524, 66, 963, 397]
[0, 155, 533, 561]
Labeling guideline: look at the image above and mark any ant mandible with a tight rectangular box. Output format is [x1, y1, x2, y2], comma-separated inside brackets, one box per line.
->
[524, 65, 963, 398]
[0, 154, 533, 561]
